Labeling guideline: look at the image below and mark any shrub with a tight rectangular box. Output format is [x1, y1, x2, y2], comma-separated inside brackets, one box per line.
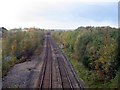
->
[2, 28, 44, 76]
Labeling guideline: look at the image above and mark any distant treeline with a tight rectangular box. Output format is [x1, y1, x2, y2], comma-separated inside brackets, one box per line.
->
[52, 26, 120, 88]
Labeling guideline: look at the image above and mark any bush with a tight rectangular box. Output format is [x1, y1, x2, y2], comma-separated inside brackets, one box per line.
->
[52, 26, 119, 87]
[2, 28, 44, 76]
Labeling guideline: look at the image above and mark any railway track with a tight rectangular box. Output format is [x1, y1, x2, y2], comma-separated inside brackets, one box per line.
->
[37, 33, 84, 89]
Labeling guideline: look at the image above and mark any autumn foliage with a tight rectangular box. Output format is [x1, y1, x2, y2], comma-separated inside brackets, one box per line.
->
[52, 26, 119, 87]
[2, 28, 44, 76]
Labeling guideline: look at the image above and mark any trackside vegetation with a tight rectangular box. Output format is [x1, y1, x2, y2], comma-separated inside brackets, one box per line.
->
[2, 28, 44, 76]
[52, 26, 120, 88]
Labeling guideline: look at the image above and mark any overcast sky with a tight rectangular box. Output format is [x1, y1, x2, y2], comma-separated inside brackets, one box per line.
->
[0, 0, 118, 29]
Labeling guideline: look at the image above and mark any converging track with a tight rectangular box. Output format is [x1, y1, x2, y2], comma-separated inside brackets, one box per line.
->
[37, 32, 85, 89]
